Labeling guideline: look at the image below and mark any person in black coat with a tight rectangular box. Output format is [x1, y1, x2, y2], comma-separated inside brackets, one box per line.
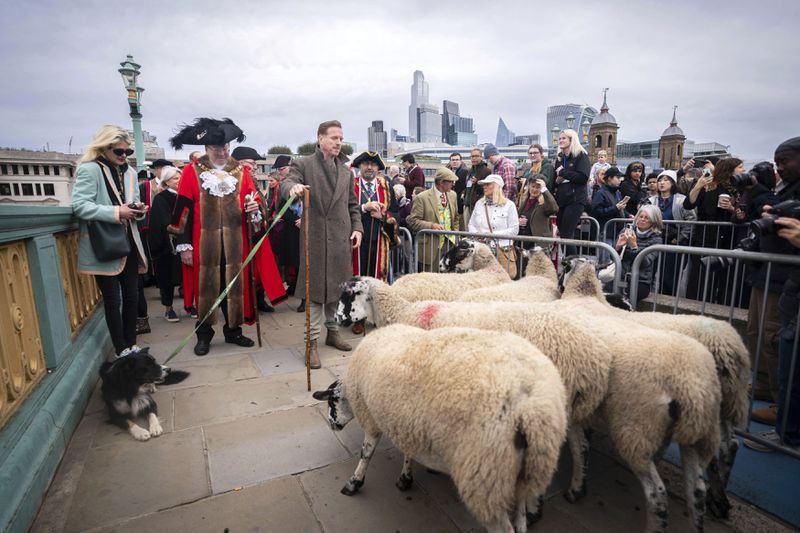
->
[619, 161, 647, 216]
[554, 129, 591, 255]
[591, 166, 630, 244]
[147, 166, 182, 322]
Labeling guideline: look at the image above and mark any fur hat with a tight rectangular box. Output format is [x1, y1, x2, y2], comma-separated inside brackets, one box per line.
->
[352, 151, 386, 171]
[170, 118, 245, 150]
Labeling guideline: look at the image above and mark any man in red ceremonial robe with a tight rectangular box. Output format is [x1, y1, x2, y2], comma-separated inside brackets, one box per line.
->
[169, 118, 287, 356]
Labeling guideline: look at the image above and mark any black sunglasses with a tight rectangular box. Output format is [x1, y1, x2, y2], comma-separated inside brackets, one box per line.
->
[112, 148, 135, 157]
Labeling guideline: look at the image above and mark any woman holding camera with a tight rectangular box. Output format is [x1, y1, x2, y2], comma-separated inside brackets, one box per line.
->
[72, 125, 148, 356]
[613, 204, 663, 304]
[469, 174, 519, 277]
[517, 174, 558, 252]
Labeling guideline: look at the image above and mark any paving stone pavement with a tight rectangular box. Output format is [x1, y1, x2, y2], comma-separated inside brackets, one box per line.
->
[31, 288, 787, 533]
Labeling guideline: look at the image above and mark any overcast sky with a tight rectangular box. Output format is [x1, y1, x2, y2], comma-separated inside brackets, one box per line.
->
[1, 0, 797, 162]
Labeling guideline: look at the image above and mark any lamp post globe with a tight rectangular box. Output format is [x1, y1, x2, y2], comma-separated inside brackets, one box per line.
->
[117, 54, 145, 169]
[565, 113, 575, 131]
[550, 125, 560, 158]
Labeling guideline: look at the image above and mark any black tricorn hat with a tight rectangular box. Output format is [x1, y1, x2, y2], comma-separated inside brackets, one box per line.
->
[170, 118, 245, 150]
[272, 155, 292, 169]
[150, 158, 174, 169]
[352, 151, 385, 171]
[231, 146, 264, 161]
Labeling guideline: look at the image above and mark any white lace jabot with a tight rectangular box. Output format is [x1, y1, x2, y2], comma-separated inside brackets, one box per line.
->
[199, 169, 238, 197]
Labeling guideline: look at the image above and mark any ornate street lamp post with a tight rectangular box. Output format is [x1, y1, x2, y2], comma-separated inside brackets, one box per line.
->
[118, 54, 145, 169]
[565, 113, 575, 131]
[550, 125, 560, 159]
[581, 117, 591, 145]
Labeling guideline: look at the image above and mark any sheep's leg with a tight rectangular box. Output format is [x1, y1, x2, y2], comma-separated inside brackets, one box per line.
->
[564, 424, 589, 503]
[341, 431, 382, 496]
[525, 493, 544, 527]
[636, 461, 668, 533]
[512, 482, 528, 533]
[706, 420, 735, 520]
[680, 444, 707, 533]
[395, 455, 414, 491]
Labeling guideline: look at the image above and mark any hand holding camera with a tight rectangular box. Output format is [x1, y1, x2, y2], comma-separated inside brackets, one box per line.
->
[119, 202, 146, 221]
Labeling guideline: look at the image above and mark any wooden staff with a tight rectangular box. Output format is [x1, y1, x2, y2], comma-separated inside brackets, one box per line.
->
[247, 195, 262, 348]
[304, 189, 311, 391]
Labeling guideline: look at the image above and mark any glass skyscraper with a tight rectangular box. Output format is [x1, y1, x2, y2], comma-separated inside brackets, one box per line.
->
[496, 117, 515, 147]
[408, 71, 429, 142]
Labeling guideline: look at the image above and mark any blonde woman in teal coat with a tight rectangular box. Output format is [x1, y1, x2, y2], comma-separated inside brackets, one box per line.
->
[72, 125, 148, 356]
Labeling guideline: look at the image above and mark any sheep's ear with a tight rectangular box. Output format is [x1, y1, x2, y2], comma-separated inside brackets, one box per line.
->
[312, 389, 332, 401]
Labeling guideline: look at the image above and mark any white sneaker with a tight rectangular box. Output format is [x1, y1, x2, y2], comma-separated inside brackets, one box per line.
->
[743, 431, 800, 452]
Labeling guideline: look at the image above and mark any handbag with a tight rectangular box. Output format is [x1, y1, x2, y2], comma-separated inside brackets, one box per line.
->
[88, 163, 131, 261]
[484, 203, 518, 279]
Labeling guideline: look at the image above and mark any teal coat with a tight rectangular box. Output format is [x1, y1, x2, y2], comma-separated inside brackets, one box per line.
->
[72, 160, 147, 275]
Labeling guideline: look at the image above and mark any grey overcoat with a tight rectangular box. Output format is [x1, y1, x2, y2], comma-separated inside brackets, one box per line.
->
[280, 148, 363, 304]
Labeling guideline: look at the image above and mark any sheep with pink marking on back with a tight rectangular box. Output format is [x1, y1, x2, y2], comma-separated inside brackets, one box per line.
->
[313, 324, 567, 533]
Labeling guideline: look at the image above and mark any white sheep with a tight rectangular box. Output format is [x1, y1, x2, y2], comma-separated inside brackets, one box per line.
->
[313, 324, 568, 533]
[336, 276, 614, 507]
[457, 246, 561, 303]
[338, 275, 721, 533]
[386, 241, 510, 302]
[560, 257, 750, 520]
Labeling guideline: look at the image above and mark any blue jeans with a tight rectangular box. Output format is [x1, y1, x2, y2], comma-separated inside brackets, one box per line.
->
[777, 315, 800, 445]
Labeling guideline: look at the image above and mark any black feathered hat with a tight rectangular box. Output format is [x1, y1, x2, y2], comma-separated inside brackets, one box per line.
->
[352, 151, 386, 171]
[169, 117, 245, 150]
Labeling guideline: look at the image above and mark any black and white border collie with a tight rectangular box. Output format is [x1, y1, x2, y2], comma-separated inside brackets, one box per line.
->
[98, 347, 189, 441]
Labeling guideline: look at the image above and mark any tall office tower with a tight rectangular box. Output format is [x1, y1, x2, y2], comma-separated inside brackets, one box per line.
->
[495, 117, 515, 147]
[367, 120, 388, 157]
[442, 100, 460, 144]
[417, 103, 442, 143]
[408, 70, 429, 143]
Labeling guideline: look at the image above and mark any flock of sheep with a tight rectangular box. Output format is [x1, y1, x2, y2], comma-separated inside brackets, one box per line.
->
[311, 240, 750, 533]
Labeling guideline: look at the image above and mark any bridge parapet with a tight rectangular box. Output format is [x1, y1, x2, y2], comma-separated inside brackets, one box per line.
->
[0, 205, 109, 532]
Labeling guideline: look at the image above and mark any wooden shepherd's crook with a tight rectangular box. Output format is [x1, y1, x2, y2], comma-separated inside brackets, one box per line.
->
[304, 188, 311, 391]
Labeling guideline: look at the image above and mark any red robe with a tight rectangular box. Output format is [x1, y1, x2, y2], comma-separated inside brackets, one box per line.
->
[352, 175, 394, 280]
[170, 157, 286, 326]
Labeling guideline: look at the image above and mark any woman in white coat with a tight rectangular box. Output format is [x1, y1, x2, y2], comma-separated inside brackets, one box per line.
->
[469, 174, 519, 277]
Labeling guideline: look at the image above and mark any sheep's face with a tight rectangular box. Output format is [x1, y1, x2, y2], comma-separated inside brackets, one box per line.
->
[336, 278, 371, 326]
[558, 256, 594, 292]
[439, 239, 476, 273]
[312, 380, 354, 430]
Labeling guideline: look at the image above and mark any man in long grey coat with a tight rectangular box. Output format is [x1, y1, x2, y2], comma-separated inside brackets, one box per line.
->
[282, 120, 363, 368]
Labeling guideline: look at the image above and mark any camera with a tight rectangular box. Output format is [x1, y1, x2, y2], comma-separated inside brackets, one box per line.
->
[729, 171, 756, 191]
[749, 199, 800, 238]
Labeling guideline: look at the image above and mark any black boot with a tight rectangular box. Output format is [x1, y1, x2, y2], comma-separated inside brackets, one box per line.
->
[297, 299, 305, 313]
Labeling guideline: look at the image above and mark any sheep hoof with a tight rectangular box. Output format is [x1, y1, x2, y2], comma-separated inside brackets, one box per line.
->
[564, 485, 587, 503]
[707, 494, 731, 520]
[395, 473, 414, 491]
[526, 510, 543, 526]
[341, 479, 363, 496]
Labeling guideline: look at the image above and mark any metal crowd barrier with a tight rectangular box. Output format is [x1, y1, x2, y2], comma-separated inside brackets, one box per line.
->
[603, 218, 750, 306]
[413, 229, 623, 292]
[389, 227, 415, 281]
[629, 244, 800, 458]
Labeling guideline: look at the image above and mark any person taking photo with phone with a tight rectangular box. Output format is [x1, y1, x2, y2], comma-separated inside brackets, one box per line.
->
[72, 125, 149, 357]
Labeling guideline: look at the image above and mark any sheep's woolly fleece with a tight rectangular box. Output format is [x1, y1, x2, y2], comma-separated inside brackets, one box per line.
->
[346, 324, 567, 528]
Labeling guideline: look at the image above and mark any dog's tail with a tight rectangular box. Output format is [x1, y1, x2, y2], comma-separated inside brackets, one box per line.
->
[162, 369, 191, 385]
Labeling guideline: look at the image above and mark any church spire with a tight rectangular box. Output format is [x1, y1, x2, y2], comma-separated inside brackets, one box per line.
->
[601, 88, 609, 113]
[670, 105, 678, 126]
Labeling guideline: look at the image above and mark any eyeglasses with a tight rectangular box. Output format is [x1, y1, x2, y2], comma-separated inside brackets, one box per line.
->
[112, 148, 134, 157]
[528, 151, 540, 155]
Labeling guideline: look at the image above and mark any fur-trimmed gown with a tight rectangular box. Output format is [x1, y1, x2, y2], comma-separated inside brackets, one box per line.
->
[170, 156, 287, 327]
[352, 174, 397, 281]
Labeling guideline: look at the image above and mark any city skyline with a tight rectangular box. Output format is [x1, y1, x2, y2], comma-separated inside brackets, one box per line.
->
[1, 0, 797, 162]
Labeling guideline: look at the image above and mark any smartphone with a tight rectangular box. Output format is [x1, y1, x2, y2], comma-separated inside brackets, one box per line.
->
[622, 196, 631, 203]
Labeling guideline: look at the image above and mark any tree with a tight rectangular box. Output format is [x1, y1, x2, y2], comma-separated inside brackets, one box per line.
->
[297, 142, 316, 156]
[340, 144, 354, 156]
[267, 145, 292, 155]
